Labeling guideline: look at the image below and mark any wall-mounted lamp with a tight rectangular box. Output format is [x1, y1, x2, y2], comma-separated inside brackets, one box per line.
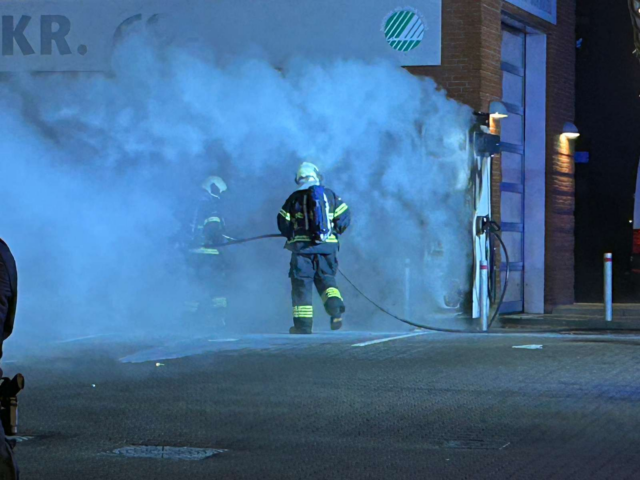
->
[489, 101, 509, 119]
[562, 121, 580, 139]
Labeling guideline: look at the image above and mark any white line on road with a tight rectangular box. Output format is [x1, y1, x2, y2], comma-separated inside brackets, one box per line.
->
[352, 331, 432, 347]
[57, 334, 117, 344]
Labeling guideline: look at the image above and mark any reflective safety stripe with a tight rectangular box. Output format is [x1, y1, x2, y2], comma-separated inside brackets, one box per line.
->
[288, 235, 311, 243]
[295, 213, 305, 219]
[322, 288, 343, 303]
[189, 248, 220, 255]
[279, 210, 291, 221]
[183, 301, 200, 312]
[334, 203, 349, 217]
[287, 235, 339, 244]
[211, 297, 227, 308]
[293, 306, 313, 318]
[204, 216, 221, 225]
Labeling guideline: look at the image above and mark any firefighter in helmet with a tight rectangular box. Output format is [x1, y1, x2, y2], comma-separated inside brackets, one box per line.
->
[277, 162, 351, 334]
[184, 175, 229, 327]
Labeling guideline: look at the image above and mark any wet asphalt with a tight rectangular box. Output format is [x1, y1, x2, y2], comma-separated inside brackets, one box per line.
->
[6, 328, 640, 479]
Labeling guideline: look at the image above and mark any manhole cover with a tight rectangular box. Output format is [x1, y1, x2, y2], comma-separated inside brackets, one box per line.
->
[108, 446, 227, 460]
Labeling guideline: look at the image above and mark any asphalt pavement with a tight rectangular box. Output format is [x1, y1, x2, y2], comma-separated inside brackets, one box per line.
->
[6, 327, 640, 479]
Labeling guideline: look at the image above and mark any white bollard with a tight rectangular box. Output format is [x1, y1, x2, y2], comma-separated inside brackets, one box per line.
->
[480, 260, 489, 331]
[404, 258, 411, 321]
[604, 253, 613, 321]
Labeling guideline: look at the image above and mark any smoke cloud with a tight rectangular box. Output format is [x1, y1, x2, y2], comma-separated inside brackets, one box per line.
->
[0, 33, 473, 344]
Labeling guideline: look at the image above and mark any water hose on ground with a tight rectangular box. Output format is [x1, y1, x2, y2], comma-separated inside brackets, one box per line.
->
[207, 233, 638, 335]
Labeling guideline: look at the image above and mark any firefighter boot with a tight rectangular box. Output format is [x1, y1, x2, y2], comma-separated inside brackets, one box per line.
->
[289, 326, 313, 335]
[330, 317, 342, 331]
[291, 305, 313, 334]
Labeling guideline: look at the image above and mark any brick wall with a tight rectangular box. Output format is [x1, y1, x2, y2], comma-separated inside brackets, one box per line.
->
[542, 0, 577, 310]
[407, 0, 502, 111]
[407, 0, 505, 283]
[408, 0, 576, 311]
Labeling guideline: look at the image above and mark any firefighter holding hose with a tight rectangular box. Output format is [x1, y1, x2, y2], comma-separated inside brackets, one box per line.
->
[183, 175, 230, 329]
[277, 162, 351, 334]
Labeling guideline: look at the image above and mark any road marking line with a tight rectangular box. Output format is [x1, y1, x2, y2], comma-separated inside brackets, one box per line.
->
[57, 334, 116, 344]
[7, 436, 33, 443]
[352, 331, 431, 347]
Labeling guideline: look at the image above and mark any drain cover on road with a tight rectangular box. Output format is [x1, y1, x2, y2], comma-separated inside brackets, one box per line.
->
[109, 446, 227, 460]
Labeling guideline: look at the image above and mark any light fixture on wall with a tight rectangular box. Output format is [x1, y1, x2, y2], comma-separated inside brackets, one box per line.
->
[562, 122, 580, 139]
[489, 101, 509, 119]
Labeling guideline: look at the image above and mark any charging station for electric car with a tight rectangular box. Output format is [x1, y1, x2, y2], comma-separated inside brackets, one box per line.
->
[470, 113, 505, 329]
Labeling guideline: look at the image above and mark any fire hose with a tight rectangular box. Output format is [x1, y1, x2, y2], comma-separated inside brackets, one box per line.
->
[206, 232, 514, 333]
[206, 232, 640, 335]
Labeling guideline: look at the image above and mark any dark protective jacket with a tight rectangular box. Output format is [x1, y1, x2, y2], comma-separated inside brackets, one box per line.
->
[189, 190, 226, 252]
[0, 239, 19, 479]
[277, 186, 351, 255]
[0, 239, 17, 347]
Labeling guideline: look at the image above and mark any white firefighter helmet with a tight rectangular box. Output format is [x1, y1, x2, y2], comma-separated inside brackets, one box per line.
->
[295, 162, 322, 185]
[202, 175, 228, 197]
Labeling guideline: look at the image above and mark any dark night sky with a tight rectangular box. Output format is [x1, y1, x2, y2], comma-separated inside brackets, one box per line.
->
[575, 0, 640, 301]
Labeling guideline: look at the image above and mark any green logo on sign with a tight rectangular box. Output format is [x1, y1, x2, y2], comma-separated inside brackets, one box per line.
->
[383, 8, 425, 52]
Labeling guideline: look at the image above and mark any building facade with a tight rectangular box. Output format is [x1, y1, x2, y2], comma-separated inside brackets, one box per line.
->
[0, 0, 577, 314]
[410, 0, 576, 313]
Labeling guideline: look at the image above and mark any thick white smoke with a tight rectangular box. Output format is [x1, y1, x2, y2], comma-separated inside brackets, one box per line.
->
[0, 34, 473, 343]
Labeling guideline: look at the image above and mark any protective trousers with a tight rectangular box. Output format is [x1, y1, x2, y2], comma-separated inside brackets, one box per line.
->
[184, 250, 228, 326]
[289, 253, 345, 333]
[0, 433, 17, 480]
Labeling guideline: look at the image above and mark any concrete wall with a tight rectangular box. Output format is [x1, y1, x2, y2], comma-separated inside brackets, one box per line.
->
[523, 32, 547, 314]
